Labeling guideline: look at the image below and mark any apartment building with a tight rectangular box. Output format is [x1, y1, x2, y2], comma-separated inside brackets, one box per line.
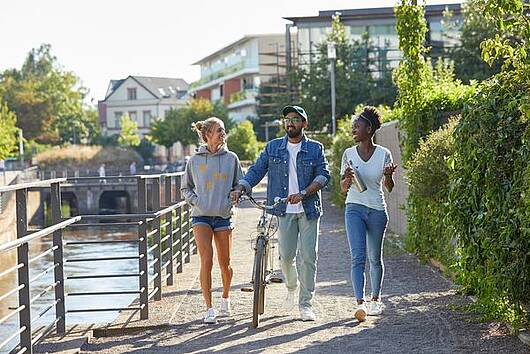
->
[190, 34, 285, 122]
[285, 4, 462, 71]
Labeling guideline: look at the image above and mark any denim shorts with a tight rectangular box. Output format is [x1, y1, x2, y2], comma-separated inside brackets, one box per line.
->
[191, 216, 234, 231]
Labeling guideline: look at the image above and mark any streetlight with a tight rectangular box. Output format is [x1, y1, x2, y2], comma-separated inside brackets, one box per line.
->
[327, 41, 337, 136]
[18, 129, 24, 168]
[261, 119, 282, 141]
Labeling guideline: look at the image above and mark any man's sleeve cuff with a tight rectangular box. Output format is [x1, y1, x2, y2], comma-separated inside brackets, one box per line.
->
[238, 179, 252, 193]
[313, 175, 329, 187]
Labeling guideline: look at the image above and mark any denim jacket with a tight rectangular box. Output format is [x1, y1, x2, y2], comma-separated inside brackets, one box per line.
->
[239, 135, 330, 220]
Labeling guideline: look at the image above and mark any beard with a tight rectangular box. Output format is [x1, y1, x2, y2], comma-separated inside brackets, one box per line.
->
[286, 126, 303, 138]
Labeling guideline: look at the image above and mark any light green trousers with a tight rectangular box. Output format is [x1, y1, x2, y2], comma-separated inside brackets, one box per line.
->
[278, 213, 319, 308]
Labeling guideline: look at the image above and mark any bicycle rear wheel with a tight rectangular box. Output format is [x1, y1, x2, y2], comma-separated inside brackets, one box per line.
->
[252, 237, 266, 328]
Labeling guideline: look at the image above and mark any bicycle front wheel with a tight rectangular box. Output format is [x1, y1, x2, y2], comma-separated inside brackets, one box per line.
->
[252, 237, 266, 328]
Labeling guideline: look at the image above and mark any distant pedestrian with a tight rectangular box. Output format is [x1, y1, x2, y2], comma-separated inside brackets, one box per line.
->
[340, 106, 397, 322]
[98, 163, 106, 177]
[181, 117, 243, 324]
[129, 161, 137, 175]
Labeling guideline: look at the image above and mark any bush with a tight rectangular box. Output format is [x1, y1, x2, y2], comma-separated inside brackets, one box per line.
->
[400, 65, 475, 162]
[448, 69, 530, 328]
[329, 116, 355, 206]
[227, 120, 260, 161]
[405, 118, 458, 266]
[34, 145, 142, 170]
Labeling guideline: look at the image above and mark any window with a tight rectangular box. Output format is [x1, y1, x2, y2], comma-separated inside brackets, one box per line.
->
[127, 88, 137, 100]
[113, 112, 123, 128]
[219, 84, 224, 97]
[143, 111, 152, 127]
[128, 111, 137, 124]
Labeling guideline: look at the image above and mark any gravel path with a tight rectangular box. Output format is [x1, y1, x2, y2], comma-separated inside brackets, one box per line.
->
[81, 189, 528, 354]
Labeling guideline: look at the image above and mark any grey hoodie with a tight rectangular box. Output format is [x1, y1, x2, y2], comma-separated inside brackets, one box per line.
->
[181, 145, 243, 218]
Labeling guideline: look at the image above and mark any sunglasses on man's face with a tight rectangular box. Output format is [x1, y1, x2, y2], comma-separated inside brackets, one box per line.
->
[282, 116, 304, 124]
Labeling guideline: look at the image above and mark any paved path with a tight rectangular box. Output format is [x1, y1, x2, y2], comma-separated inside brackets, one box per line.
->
[81, 189, 528, 354]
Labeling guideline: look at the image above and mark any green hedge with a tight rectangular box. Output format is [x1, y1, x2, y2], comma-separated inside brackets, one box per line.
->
[405, 119, 458, 267]
[448, 70, 530, 327]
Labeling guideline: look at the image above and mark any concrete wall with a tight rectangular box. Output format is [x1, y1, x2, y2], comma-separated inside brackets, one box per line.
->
[375, 120, 408, 236]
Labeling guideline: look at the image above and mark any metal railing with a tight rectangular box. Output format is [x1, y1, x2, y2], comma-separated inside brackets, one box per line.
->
[0, 172, 196, 353]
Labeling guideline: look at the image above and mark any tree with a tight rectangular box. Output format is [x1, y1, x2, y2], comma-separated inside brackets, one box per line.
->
[150, 99, 231, 148]
[0, 101, 18, 159]
[449, 0, 501, 82]
[53, 107, 100, 145]
[293, 14, 396, 132]
[0, 44, 89, 144]
[118, 113, 141, 147]
[227, 120, 260, 161]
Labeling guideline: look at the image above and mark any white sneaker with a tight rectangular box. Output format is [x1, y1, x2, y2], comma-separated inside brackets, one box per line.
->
[367, 301, 385, 316]
[203, 307, 217, 324]
[220, 297, 231, 316]
[354, 303, 367, 322]
[299, 305, 316, 321]
[284, 288, 297, 311]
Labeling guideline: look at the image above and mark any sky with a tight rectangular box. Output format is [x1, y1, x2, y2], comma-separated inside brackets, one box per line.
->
[0, 0, 461, 104]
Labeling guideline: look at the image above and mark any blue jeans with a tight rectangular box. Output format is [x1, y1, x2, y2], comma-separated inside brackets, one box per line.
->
[345, 203, 388, 300]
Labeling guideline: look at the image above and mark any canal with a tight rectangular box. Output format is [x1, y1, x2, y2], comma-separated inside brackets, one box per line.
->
[0, 227, 153, 353]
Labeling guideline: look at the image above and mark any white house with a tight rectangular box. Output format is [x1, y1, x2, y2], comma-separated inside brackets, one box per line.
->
[98, 75, 189, 137]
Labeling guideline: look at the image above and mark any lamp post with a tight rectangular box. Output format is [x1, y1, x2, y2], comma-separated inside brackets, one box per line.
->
[18, 129, 24, 168]
[327, 41, 337, 136]
[261, 119, 282, 141]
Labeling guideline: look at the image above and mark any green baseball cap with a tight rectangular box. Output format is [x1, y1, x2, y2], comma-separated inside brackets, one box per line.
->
[282, 105, 308, 121]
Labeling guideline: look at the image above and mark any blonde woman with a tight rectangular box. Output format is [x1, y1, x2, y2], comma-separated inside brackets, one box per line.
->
[181, 117, 243, 324]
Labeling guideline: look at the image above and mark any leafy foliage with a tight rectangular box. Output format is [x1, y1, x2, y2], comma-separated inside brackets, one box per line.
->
[296, 14, 396, 132]
[0, 101, 18, 159]
[0, 44, 93, 144]
[118, 113, 141, 147]
[226, 120, 260, 161]
[449, 0, 501, 82]
[402, 0, 530, 329]
[150, 99, 231, 147]
[448, 69, 530, 328]
[480, 0, 530, 70]
[256, 14, 397, 137]
[405, 119, 458, 266]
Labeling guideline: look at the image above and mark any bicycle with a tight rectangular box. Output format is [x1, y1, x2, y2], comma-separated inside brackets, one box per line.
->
[238, 195, 286, 328]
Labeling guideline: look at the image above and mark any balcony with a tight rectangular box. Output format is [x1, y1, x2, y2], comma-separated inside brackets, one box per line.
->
[227, 89, 258, 109]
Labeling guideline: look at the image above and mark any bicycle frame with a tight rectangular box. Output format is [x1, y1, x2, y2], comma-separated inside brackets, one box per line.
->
[238, 195, 284, 328]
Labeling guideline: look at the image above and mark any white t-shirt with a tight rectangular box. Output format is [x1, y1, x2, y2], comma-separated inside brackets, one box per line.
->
[286, 141, 304, 213]
[340, 144, 393, 211]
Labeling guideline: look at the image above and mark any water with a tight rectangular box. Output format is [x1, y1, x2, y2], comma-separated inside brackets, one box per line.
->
[0, 228, 149, 352]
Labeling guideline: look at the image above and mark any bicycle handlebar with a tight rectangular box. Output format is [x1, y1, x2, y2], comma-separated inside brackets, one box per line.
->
[238, 195, 287, 210]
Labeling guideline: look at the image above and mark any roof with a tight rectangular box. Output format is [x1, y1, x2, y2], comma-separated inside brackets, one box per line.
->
[284, 3, 462, 24]
[103, 75, 189, 101]
[192, 33, 284, 65]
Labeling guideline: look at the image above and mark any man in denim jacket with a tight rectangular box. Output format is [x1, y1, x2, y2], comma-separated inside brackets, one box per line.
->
[231, 105, 330, 321]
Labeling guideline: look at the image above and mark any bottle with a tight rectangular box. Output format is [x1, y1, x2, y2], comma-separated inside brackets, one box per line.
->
[349, 160, 367, 193]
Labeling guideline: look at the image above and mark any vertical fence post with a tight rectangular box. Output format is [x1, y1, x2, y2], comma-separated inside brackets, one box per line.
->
[175, 175, 183, 273]
[164, 176, 174, 286]
[50, 182, 66, 333]
[137, 177, 149, 319]
[184, 203, 191, 264]
[152, 177, 162, 301]
[16, 188, 32, 354]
